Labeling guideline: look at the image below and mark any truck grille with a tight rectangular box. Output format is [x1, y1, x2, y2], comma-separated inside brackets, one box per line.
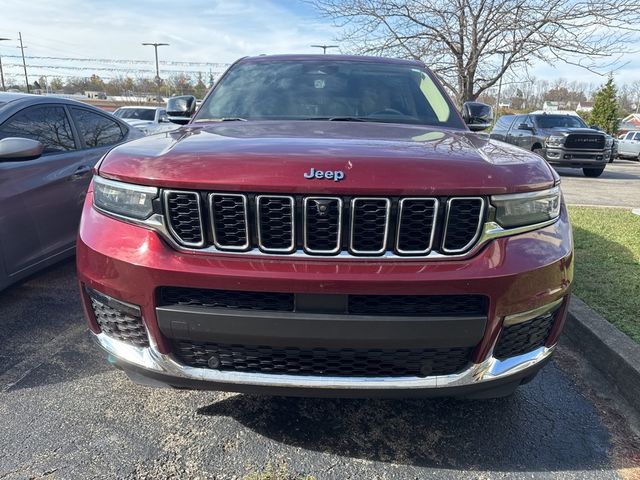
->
[162, 191, 486, 257]
[158, 287, 488, 317]
[173, 341, 472, 377]
[564, 133, 605, 150]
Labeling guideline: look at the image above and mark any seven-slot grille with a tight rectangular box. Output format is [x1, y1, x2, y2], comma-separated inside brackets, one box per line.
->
[162, 191, 486, 257]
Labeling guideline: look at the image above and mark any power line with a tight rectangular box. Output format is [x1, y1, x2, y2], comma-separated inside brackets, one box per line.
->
[0, 54, 229, 68]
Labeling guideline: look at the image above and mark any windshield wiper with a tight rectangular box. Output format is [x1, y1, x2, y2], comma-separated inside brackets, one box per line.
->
[304, 116, 371, 122]
[194, 117, 247, 122]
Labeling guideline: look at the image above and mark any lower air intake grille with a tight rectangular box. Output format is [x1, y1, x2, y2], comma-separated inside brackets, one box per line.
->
[87, 289, 148, 347]
[494, 312, 556, 359]
[348, 294, 488, 317]
[159, 287, 295, 312]
[173, 341, 472, 377]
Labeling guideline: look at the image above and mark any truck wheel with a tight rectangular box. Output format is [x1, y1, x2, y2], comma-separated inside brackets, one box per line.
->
[583, 166, 605, 177]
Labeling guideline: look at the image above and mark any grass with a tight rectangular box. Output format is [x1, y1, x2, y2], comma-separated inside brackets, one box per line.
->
[569, 206, 640, 343]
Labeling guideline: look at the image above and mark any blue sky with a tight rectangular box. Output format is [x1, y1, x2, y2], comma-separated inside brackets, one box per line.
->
[0, 0, 637, 87]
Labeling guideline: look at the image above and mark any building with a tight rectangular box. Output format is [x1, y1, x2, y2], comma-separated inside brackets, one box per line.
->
[576, 101, 594, 113]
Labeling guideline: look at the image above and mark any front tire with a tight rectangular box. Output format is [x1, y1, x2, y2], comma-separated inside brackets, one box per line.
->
[583, 166, 605, 177]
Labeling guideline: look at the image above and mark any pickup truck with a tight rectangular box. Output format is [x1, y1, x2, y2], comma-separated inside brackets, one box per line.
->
[490, 113, 611, 177]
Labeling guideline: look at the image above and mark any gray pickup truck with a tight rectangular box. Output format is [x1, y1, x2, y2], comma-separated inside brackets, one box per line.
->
[490, 113, 611, 177]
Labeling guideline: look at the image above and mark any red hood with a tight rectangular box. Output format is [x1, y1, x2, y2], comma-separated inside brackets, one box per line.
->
[98, 121, 555, 195]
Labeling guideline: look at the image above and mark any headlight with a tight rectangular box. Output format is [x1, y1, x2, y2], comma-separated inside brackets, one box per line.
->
[491, 186, 561, 228]
[605, 137, 613, 147]
[546, 135, 564, 147]
[93, 176, 158, 220]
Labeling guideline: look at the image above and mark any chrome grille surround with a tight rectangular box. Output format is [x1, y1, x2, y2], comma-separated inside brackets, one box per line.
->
[120, 190, 561, 261]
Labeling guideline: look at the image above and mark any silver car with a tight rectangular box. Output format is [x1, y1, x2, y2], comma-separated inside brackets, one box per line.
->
[617, 130, 640, 160]
[0, 92, 142, 290]
[112, 106, 179, 135]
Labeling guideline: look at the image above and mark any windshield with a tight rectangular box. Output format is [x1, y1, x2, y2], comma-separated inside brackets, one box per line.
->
[114, 108, 155, 121]
[535, 115, 587, 129]
[195, 60, 463, 128]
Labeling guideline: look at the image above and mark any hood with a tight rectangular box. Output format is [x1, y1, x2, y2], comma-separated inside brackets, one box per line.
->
[98, 121, 556, 196]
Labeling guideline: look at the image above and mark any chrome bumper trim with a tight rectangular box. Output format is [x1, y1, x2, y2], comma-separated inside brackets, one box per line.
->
[92, 332, 554, 391]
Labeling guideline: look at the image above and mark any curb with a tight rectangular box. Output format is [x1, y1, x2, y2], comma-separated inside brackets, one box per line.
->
[563, 296, 640, 413]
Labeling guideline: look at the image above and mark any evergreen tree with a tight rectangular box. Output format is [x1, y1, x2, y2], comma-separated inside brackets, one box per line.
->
[589, 77, 619, 134]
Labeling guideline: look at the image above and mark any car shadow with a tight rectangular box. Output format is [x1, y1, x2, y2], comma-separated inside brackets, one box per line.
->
[196, 361, 616, 473]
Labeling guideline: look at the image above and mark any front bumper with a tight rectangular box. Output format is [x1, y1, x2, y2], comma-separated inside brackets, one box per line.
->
[93, 331, 554, 397]
[543, 146, 609, 168]
[78, 192, 573, 397]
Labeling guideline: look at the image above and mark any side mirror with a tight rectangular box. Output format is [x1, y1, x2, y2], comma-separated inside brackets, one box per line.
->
[589, 124, 600, 130]
[0, 137, 44, 161]
[462, 102, 493, 131]
[166, 95, 197, 125]
[518, 123, 533, 131]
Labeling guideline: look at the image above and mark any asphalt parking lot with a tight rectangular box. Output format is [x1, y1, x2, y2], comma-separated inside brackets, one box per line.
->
[1, 261, 639, 479]
[556, 159, 640, 207]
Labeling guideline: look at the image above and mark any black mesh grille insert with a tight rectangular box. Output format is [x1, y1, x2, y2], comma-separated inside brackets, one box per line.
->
[351, 199, 389, 253]
[159, 287, 294, 311]
[443, 198, 484, 252]
[158, 287, 487, 317]
[397, 199, 437, 253]
[210, 194, 248, 249]
[258, 196, 294, 251]
[564, 134, 605, 150]
[348, 294, 487, 317]
[173, 341, 472, 377]
[88, 292, 148, 347]
[494, 312, 556, 359]
[165, 191, 203, 246]
[304, 197, 341, 253]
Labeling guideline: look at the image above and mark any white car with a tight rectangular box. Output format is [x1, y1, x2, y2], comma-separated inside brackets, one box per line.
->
[112, 106, 179, 135]
[617, 130, 640, 160]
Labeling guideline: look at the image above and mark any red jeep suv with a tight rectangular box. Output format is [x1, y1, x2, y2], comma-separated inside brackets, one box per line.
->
[77, 55, 573, 398]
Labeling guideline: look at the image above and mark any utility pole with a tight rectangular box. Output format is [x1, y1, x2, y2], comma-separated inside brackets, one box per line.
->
[494, 50, 509, 121]
[18, 32, 29, 93]
[311, 45, 338, 54]
[142, 42, 169, 105]
[0, 37, 9, 91]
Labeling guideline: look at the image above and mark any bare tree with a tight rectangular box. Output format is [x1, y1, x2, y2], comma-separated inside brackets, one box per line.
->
[311, 0, 640, 105]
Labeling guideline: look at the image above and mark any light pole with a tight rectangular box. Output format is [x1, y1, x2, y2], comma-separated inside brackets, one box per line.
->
[19, 32, 29, 93]
[142, 42, 169, 105]
[495, 50, 509, 118]
[311, 45, 338, 54]
[0, 37, 9, 91]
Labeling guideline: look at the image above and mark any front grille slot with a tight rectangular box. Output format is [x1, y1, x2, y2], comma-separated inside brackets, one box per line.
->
[162, 192, 487, 257]
[173, 341, 472, 377]
[209, 194, 249, 250]
[304, 197, 342, 254]
[164, 191, 204, 247]
[494, 312, 556, 359]
[350, 198, 390, 254]
[257, 195, 295, 252]
[442, 198, 484, 253]
[396, 198, 438, 254]
[564, 134, 605, 150]
[159, 287, 295, 311]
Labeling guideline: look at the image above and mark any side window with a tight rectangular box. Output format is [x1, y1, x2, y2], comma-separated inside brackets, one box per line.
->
[0, 105, 76, 153]
[625, 132, 634, 140]
[634, 132, 640, 141]
[493, 116, 514, 131]
[71, 108, 125, 148]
